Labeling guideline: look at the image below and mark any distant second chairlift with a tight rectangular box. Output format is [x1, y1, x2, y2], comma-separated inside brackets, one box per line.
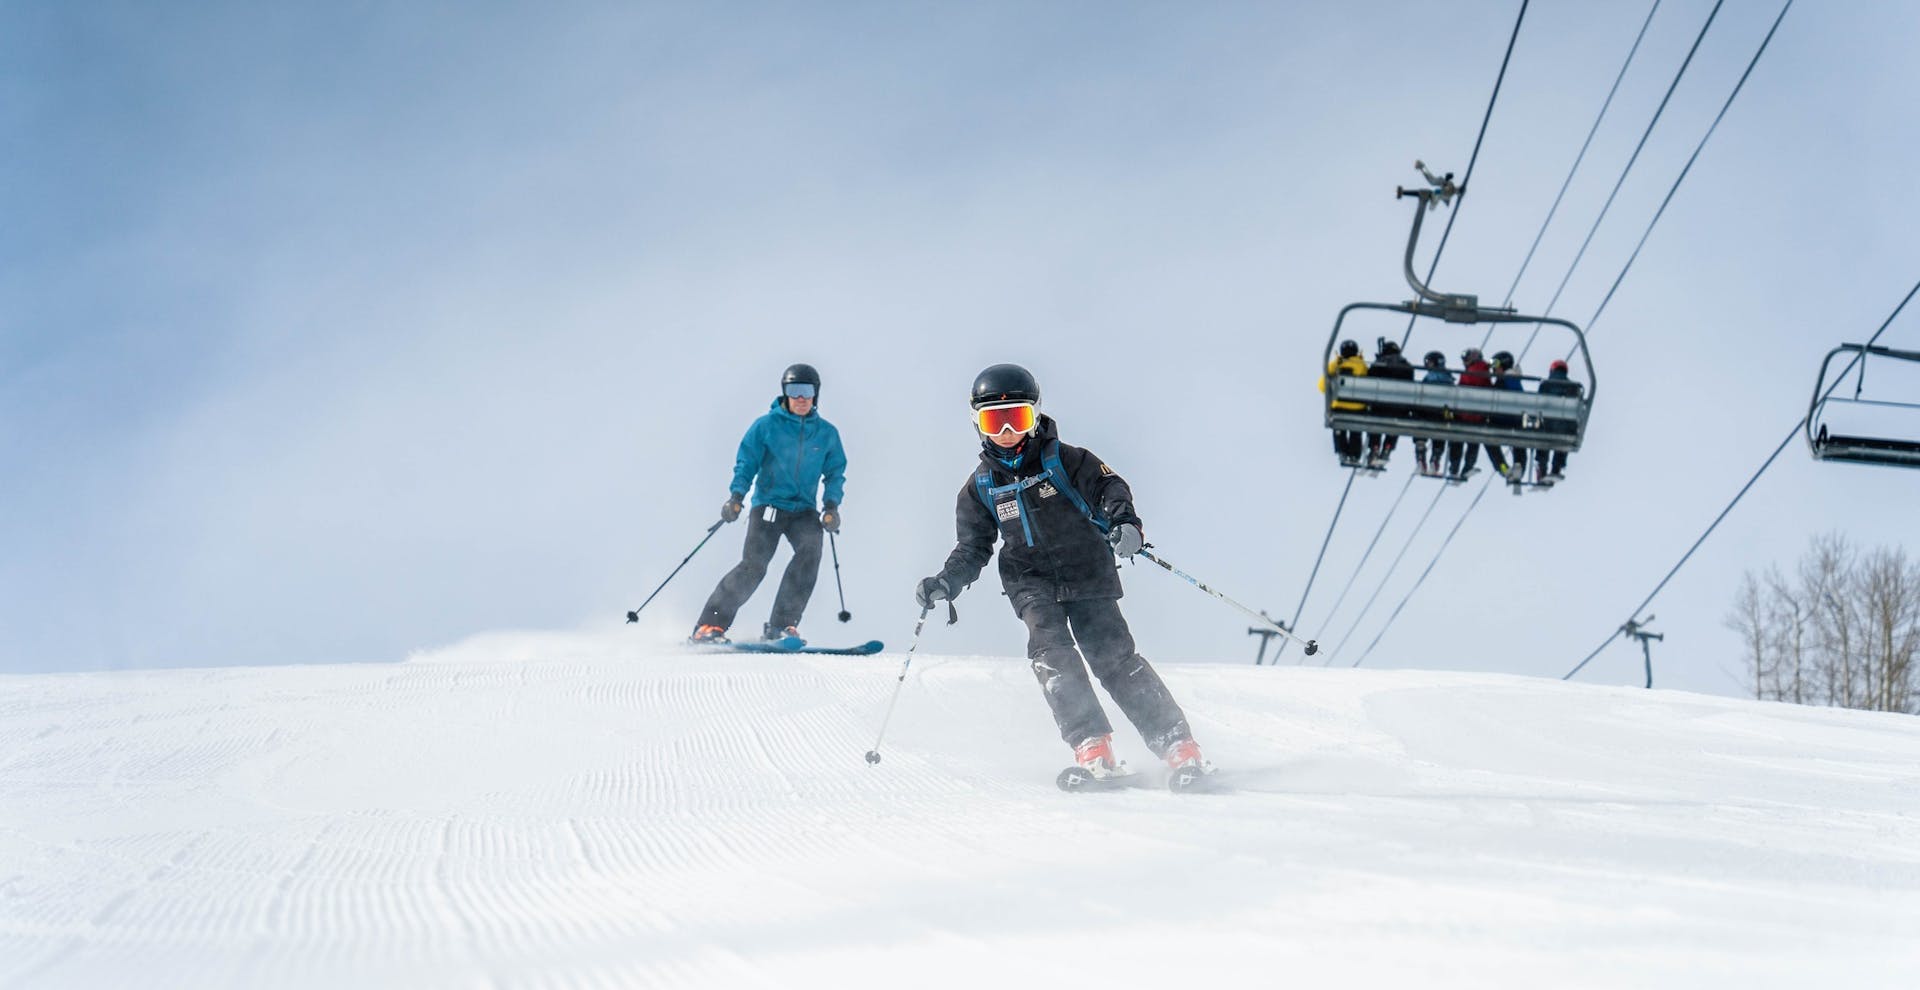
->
[1806, 342, 1920, 468]
[1323, 166, 1597, 458]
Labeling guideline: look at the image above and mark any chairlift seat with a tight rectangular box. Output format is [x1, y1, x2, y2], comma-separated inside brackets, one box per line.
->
[1809, 433, 1920, 467]
[1805, 343, 1920, 469]
[1327, 376, 1588, 452]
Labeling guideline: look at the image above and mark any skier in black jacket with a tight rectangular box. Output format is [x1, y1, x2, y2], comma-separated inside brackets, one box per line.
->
[914, 364, 1207, 780]
[1532, 359, 1583, 483]
[1366, 339, 1416, 468]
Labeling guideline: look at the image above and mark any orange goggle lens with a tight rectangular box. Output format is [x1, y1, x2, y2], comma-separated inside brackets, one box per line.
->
[975, 402, 1038, 436]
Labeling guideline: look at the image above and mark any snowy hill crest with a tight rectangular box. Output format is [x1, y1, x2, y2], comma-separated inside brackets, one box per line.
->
[3, 638, 1918, 988]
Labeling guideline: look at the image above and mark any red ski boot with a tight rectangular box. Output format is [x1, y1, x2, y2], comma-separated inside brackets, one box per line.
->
[1163, 738, 1216, 791]
[1057, 733, 1136, 791]
[1074, 734, 1129, 779]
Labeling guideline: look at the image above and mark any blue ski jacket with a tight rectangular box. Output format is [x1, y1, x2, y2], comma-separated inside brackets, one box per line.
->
[729, 399, 847, 512]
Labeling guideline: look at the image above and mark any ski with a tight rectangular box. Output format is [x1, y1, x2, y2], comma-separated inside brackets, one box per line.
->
[687, 635, 805, 654]
[1055, 766, 1148, 792]
[686, 637, 884, 656]
[1168, 766, 1227, 793]
[789, 640, 884, 656]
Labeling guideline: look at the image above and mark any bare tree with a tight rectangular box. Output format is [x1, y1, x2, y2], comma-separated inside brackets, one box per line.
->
[1802, 533, 1859, 708]
[1857, 545, 1919, 714]
[1764, 564, 1812, 705]
[1728, 573, 1771, 701]
[1727, 533, 1919, 715]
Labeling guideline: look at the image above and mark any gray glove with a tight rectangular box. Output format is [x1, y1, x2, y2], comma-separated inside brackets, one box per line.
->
[1107, 523, 1143, 558]
[914, 574, 955, 609]
[819, 503, 841, 534]
[720, 497, 744, 524]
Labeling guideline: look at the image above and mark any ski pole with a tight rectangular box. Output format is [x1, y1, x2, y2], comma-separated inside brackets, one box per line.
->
[624, 520, 725, 623]
[864, 600, 957, 766]
[1135, 546, 1319, 655]
[829, 533, 851, 622]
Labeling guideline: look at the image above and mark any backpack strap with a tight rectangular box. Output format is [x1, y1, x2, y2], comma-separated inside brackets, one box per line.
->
[970, 442, 1110, 546]
[1040, 440, 1109, 535]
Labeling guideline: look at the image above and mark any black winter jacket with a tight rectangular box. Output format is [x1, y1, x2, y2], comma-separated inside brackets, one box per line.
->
[1537, 370, 1583, 397]
[1371, 352, 1415, 380]
[939, 416, 1142, 615]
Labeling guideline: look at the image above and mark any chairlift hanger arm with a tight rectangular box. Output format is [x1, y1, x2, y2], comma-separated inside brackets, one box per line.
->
[1393, 167, 1491, 317]
[1861, 343, 1920, 362]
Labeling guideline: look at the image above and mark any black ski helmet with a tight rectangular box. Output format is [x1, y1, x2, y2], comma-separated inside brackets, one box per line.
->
[781, 363, 821, 401]
[1492, 350, 1515, 371]
[1423, 350, 1446, 368]
[1380, 340, 1402, 356]
[970, 363, 1040, 409]
[1339, 340, 1360, 359]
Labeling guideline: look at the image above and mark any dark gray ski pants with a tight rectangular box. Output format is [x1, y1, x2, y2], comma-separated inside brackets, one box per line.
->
[698, 506, 823, 636]
[1020, 597, 1192, 757]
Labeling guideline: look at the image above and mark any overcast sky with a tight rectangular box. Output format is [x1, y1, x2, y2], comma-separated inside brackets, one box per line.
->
[4, 1, 1915, 698]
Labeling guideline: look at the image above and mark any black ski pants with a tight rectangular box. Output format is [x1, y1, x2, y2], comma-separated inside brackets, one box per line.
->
[698, 506, 823, 636]
[1449, 440, 1477, 477]
[1020, 597, 1192, 758]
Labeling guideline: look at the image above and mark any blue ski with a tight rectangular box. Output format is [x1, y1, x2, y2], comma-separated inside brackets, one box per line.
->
[686, 637, 883, 656]
[789, 640, 884, 656]
[688, 635, 805, 653]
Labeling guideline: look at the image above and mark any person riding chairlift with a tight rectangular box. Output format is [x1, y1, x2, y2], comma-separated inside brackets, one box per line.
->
[1319, 340, 1369, 468]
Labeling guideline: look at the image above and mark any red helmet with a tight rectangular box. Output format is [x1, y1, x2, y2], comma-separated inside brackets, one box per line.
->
[1550, 359, 1569, 373]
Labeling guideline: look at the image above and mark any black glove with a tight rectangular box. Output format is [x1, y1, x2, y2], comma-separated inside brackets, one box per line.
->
[914, 574, 955, 609]
[820, 503, 841, 534]
[720, 497, 744, 524]
[1107, 522, 1143, 558]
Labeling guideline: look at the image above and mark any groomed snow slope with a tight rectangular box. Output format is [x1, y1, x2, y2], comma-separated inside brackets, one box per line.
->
[3, 636, 1918, 989]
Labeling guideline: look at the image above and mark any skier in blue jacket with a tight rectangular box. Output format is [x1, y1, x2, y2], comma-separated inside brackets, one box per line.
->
[692, 364, 848, 643]
[1415, 350, 1454, 476]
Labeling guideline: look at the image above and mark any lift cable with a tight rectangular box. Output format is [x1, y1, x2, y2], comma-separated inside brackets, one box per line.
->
[1312, 472, 1418, 643]
[1516, 0, 1726, 360]
[1399, 0, 1531, 348]
[1488, 0, 1662, 339]
[1279, 1, 1530, 664]
[1322, 485, 1449, 665]
[1355, 0, 1790, 666]
[1353, 477, 1496, 667]
[1335, 1, 1675, 664]
[1267, 467, 1357, 664]
[1561, 0, 1795, 364]
[1562, 274, 1920, 680]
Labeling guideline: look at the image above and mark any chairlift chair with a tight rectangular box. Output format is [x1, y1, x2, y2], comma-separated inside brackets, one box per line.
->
[1323, 167, 1598, 459]
[1805, 342, 1920, 468]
